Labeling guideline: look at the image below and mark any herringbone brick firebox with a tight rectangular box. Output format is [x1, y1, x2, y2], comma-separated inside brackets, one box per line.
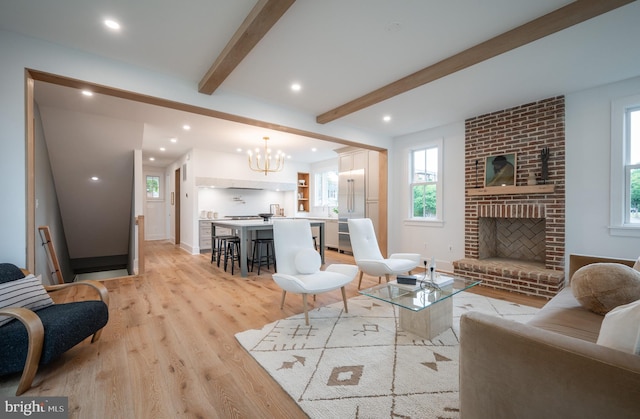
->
[453, 97, 566, 299]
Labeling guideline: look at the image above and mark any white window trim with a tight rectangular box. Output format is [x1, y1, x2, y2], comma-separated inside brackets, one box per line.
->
[610, 94, 640, 237]
[405, 138, 444, 225]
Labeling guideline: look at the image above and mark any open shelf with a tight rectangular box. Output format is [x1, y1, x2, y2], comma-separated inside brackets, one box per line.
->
[466, 184, 555, 196]
[297, 172, 310, 212]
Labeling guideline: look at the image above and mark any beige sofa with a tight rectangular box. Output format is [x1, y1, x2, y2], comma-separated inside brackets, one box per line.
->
[459, 255, 640, 419]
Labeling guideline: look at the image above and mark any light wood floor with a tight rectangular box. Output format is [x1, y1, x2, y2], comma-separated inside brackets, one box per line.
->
[1, 241, 545, 418]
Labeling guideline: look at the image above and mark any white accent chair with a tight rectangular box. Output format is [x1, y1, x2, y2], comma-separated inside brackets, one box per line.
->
[348, 218, 421, 289]
[272, 219, 358, 325]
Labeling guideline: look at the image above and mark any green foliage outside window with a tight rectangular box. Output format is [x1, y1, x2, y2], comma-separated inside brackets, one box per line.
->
[412, 184, 437, 218]
[146, 175, 160, 199]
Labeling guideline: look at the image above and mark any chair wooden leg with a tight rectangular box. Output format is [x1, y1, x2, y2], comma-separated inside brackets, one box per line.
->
[341, 286, 348, 313]
[378, 276, 382, 284]
[385, 274, 391, 283]
[280, 290, 287, 309]
[357, 271, 364, 289]
[302, 294, 309, 325]
[4, 309, 45, 396]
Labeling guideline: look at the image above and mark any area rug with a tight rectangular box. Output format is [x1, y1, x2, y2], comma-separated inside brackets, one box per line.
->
[235, 292, 539, 418]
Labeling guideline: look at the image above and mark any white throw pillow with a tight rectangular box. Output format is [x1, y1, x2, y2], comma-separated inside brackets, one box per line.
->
[596, 298, 640, 355]
[294, 248, 321, 274]
[634, 255, 640, 272]
[0, 274, 54, 327]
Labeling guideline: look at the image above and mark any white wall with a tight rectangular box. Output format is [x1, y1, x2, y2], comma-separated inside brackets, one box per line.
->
[0, 29, 389, 267]
[389, 122, 466, 272]
[565, 76, 640, 260]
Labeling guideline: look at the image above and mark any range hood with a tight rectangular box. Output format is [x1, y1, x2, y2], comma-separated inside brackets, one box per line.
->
[195, 177, 296, 191]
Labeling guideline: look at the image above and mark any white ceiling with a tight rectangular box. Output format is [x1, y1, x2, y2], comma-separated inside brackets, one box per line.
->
[2, 0, 639, 168]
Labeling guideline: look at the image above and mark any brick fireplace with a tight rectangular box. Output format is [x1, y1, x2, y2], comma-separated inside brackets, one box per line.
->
[453, 97, 566, 299]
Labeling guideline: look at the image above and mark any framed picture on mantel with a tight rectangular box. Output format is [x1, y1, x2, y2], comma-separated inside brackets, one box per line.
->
[485, 153, 516, 187]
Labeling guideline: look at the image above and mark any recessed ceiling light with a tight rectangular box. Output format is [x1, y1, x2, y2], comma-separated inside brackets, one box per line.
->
[236, 148, 243, 152]
[182, 124, 191, 131]
[159, 147, 166, 151]
[170, 138, 177, 143]
[104, 19, 121, 31]
[291, 83, 301, 92]
[90, 176, 99, 181]
[383, 115, 392, 122]
[311, 147, 317, 152]
[81, 90, 93, 97]
[149, 157, 155, 161]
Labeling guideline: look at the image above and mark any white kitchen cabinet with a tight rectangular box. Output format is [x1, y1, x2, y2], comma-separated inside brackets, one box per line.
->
[324, 219, 338, 249]
[199, 220, 212, 252]
[339, 149, 367, 173]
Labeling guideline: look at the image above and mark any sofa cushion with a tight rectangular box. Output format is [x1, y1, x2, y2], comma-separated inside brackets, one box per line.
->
[597, 298, 640, 355]
[0, 274, 54, 327]
[634, 256, 640, 272]
[571, 263, 640, 315]
[527, 288, 603, 343]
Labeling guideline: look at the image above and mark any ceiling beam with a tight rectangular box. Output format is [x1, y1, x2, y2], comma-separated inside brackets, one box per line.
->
[198, 0, 296, 95]
[316, 0, 635, 124]
[28, 69, 384, 152]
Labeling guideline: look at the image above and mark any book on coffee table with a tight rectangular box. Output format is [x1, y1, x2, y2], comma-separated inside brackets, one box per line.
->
[389, 279, 422, 291]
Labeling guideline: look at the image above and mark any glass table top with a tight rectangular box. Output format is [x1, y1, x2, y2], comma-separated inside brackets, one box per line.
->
[359, 276, 482, 312]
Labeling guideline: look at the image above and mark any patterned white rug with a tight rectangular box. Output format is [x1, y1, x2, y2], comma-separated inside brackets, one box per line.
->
[235, 292, 538, 419]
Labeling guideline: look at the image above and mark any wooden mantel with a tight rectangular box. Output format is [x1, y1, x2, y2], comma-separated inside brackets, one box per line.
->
[466, 184, 555, 196]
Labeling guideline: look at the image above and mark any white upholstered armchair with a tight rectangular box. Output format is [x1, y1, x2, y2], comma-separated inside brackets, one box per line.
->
[272, 219, 358, 325]
[347, 218, 421, 289]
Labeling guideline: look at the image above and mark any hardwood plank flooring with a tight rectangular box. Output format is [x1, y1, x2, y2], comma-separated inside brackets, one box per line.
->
[0, 240, 545, 418]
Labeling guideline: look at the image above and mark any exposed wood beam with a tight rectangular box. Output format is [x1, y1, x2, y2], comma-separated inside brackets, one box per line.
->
[198, 0, 296, 95]
[28, 69, 384, 152]
[316, 0, 635, 124]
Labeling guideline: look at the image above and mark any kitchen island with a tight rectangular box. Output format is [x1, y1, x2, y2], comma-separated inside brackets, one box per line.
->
[210, 218, 325, 278]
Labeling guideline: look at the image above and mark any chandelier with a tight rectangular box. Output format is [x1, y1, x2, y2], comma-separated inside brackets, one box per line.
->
[247, 136, 285, 175]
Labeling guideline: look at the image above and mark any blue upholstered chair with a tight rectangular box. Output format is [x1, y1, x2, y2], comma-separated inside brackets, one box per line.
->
[0, 263, 109, 395]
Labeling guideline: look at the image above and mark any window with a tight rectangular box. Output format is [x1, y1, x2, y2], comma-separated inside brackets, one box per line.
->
[146, 175, 161, 199]
[610, 94, 640, 236]
[410, 142, 442, 220]
[626, 107, 640, 223]
[314, 170, 338, 208]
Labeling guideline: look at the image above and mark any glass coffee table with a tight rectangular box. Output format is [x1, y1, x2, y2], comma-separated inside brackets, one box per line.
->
[359, 276, 481, 339]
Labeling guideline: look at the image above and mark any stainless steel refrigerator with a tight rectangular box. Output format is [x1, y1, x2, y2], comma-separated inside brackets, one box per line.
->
[338, 169, 365, 253]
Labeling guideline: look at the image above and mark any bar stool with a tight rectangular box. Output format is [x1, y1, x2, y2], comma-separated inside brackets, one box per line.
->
[211, 232, 234, 264]
[214, 235, 236, 267]
[223, 237, 242, 274]
[250, 238, 276, 275]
